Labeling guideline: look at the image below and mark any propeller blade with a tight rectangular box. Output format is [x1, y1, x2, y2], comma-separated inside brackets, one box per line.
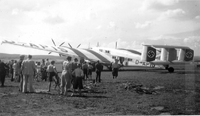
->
[77, 44, 81, 48]
[59, 42, 65, 46]
[51, 38, 56, 46]
[68, 43, 73, 48]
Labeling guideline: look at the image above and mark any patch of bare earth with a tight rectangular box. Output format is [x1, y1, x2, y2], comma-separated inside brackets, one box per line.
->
[1, 68, 200, 115]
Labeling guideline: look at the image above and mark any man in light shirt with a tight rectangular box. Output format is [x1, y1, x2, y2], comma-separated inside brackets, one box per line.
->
[21, 55, 36, 93]
[16, 55, 25, 91]
[60, 56, 73, 96]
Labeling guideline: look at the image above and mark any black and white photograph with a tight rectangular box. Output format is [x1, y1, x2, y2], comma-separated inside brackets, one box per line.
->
[0, 0, 200, 115]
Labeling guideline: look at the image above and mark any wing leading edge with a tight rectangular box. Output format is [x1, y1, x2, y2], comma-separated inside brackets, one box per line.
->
[1, 40, 113, 64]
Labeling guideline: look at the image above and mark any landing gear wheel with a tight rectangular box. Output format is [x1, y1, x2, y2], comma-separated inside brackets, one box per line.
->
[168, 67, 174, 73]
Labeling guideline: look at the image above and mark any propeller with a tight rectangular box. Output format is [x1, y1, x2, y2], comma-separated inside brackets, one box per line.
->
[77, 44, 81, 48]
[49, 38, 65, 54]
[68, 43, 73, 48]
[51, 38, 56, 46]
[59, 42, 65, 47]
[68, 43, 81, 48]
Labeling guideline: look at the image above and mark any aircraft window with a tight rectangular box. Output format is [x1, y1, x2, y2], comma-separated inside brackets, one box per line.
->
[99, 49, 103, 52]
[112, 56, 116, 59]
[105, 50, 110, 54]
[128, 58, 132, 61]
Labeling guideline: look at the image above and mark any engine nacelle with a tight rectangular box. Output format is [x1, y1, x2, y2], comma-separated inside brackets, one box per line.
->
[178, 49, 194, 61]
[141, 46, 156, 62]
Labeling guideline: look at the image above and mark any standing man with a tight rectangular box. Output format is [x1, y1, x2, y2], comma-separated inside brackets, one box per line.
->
[60, 56, 73, 96]
[9, 60, 14, 81]
[72, 58, 78, 72]
[21, 55, 36, 93]
[41, 59, 47, 81]
[82, 62, 88, 80]
[45, 59, 50, 67]
[71, 58, 78, 84]
[16, 55, 25, 91]
[112, 59, 120, 79]
[95, 61, 103, 83]
[0, 60, 9, 87]
[45, 59, 50, 79]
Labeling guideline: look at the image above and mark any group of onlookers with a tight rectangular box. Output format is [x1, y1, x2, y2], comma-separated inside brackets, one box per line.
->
[0, 55, 107, 97]
[0, 54, 122, 97]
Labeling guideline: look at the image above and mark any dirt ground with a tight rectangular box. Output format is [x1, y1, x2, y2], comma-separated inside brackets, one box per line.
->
[1, 67, 200, 115]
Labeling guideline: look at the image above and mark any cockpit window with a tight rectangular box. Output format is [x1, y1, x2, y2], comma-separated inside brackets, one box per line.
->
[99, 49, 103, 52]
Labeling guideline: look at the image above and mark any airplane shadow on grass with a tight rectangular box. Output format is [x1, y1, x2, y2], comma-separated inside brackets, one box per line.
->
[158, 70, 200, 74]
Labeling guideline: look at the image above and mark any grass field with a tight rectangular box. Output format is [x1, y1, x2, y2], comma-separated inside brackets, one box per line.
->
[0, 66, 200, 115]
[1, 53, 200, 115]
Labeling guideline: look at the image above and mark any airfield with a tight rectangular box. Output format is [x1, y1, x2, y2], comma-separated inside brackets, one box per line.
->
[0, 54, 200, 115]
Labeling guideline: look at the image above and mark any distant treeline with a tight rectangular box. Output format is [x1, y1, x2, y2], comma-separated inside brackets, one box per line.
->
[0, 53, 65, 63]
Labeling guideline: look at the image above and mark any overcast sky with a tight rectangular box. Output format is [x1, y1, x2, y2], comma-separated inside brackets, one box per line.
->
[0, 0, 200, 55]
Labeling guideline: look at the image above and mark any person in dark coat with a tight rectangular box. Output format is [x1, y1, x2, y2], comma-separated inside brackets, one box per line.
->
[95, 61, 103, 83]
[0, 60, 9, 87]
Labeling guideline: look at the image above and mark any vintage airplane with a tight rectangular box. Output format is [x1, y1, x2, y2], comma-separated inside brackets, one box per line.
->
[90, 42, 194, 72]
[1, 40, 194, 72]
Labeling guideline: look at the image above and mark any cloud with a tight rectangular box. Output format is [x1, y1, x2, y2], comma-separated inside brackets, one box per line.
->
[108, 21, 116, 28]
[44, 15, 65, 25]
[140, 0, 179, 12]
[140, 0, 200, 20]
[135, 21, 152, 29]
[96, 25, 102, 29]
[195, 16, 200, 19]
[184, 36, 200, 47]
[101, 38, 144, 51]
[148, 35, 179, 40]
[158, 9, 185, 20]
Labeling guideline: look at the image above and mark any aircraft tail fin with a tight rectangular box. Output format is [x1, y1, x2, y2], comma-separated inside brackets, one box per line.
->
[141, 45, 156, 62]
[178, 49, 194, 61]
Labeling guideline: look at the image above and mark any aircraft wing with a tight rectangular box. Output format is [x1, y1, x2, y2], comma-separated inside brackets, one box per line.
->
[1, 40, 113, 64]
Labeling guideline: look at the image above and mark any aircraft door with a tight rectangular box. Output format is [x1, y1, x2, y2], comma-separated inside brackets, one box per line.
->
[119, 57, 125, 65]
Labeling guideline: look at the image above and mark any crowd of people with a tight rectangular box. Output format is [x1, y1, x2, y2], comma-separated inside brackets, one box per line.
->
[0, 55, 122, 97]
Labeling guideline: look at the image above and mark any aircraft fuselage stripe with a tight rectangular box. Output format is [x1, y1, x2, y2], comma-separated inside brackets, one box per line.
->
[84, 49, 110, 63]
[68, 48, 89, 60]
[118, 48, 141, 55]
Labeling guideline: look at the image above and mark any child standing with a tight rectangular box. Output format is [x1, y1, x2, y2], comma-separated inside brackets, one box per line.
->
[46, 60, 57, 92]
[72, 63, 84, 96]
